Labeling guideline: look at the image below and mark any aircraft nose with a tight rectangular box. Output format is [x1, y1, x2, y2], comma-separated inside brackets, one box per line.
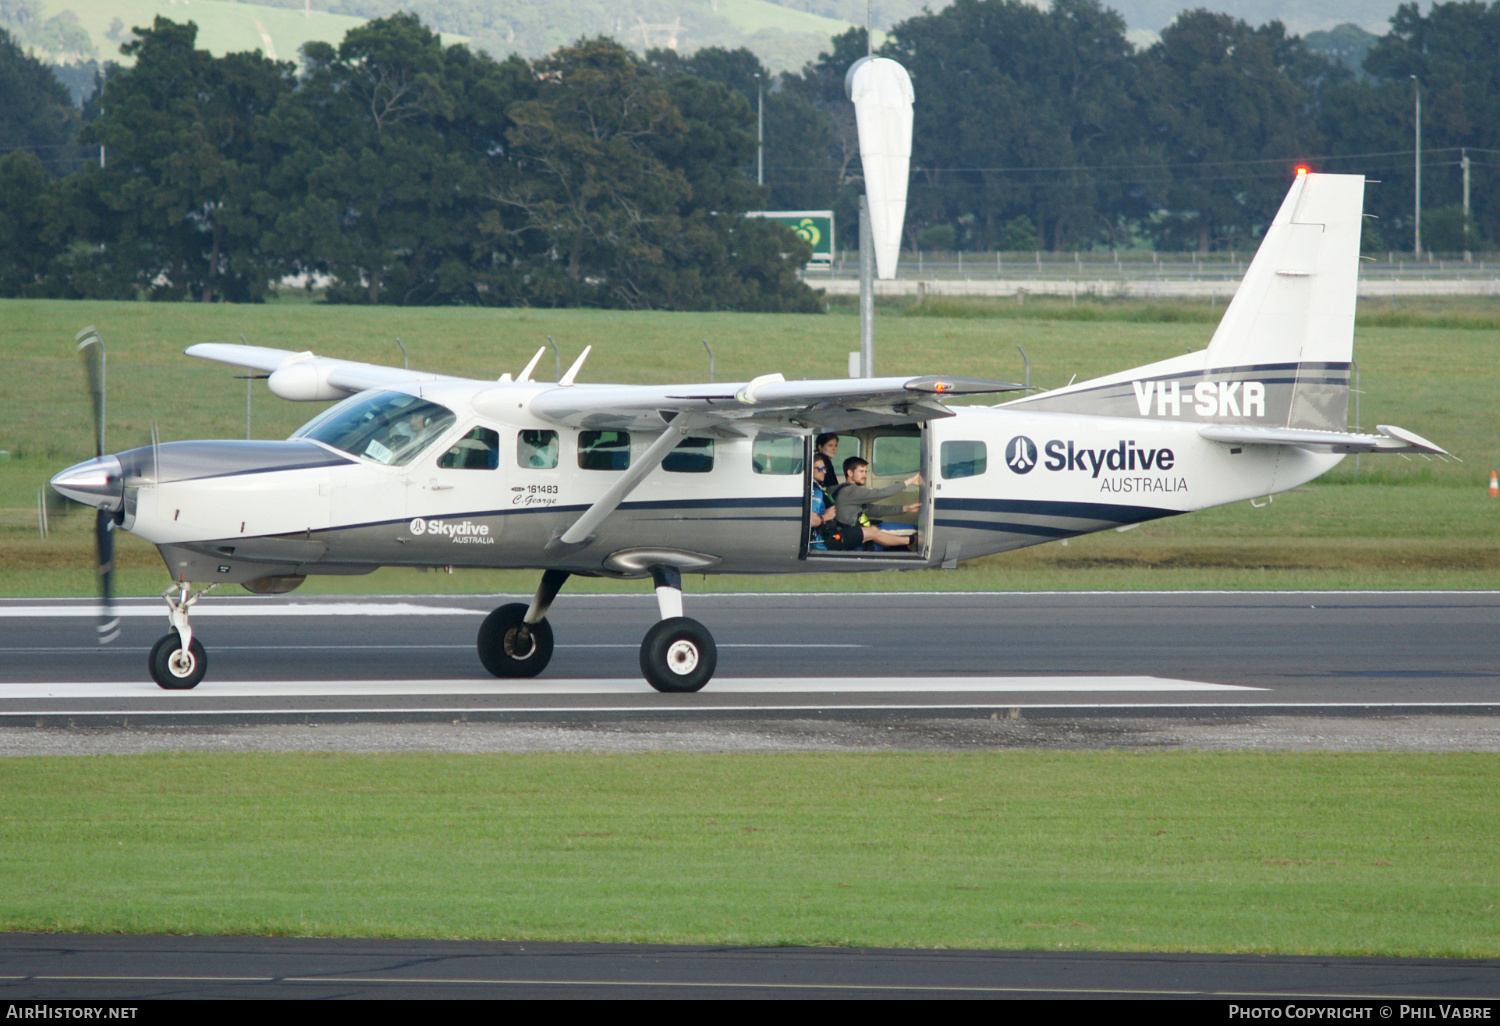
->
[51, 455, 124, 512]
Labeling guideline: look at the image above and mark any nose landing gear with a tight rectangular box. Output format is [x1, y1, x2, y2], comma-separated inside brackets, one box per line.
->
[148, 582, 216, 690]
[639, 566, 716, 693]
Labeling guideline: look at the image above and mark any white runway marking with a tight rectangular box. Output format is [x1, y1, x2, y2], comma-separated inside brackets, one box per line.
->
[0, 676, 1260, 699]
[0, 603, 480, 618]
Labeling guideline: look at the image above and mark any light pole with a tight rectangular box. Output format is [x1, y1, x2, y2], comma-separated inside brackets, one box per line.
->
[1412, 74, 1422, 257]
[755, 73, 763, 188]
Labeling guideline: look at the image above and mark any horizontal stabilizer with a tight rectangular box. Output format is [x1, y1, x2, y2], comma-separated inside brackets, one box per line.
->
[1200, 424, 1448, 455]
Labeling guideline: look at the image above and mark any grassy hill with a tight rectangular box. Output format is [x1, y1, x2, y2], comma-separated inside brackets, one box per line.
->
[25, 0, 377, 65]
[19, 0, 863, 74]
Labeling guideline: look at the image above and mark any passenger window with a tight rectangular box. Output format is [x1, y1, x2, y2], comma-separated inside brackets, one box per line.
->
[751, 435, 804, 475]
[872, 435, 920, 477]
[438, 427, 500, 470]
[664, 437, 714, 473]
[518, 429, 559, 469]
[940, 440, 987, 479]
[578, 430, 631, 471]
[837, 435, 861, 460]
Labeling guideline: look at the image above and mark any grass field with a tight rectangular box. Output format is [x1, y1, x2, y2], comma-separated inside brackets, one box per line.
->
[2, 297, 1496, 596]
[0, 750, 1494, 955]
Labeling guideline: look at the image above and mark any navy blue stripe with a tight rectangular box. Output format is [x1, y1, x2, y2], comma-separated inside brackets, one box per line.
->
[620, 496, 802, 512]
[1017, 362, 1352, 403]
[338, 496, 802, 533]
[936, 497, 1178, 523]
[935, 518, 1075, 538]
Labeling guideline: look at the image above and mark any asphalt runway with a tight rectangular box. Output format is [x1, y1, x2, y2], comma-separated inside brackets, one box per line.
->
[3, 933, 1498, 1000]
[0, 591, 1496, 722]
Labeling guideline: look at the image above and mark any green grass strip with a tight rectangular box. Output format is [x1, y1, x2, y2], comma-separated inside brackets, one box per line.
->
[1, 750, 1495, 955]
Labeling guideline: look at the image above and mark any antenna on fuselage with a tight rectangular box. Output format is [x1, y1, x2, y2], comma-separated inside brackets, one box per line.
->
[559, 345, 592, 387]
[516, 346, 547, 383]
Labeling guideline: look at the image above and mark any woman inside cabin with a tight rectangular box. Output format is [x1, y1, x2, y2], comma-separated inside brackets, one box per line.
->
[808, 453, 838, 550]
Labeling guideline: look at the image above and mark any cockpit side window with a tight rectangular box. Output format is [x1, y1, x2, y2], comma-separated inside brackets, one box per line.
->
[291, 391, 456, 466]
[438, 427, 501, 470]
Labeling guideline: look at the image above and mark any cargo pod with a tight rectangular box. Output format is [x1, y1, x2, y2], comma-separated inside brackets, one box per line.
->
[803, 424, 931, 562]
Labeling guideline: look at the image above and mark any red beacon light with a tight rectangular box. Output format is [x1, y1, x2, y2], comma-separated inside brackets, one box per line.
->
[1295, 165, 1310, 176]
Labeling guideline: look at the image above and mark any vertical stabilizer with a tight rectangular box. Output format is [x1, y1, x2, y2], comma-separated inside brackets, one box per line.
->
[1006, 172, 1364, 431]
[1204, 172, 1364, 374]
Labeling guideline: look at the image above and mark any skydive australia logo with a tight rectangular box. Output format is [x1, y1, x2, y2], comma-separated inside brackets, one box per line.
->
[1006, 436, 1187, 494]
[1005, 436, 1038, 474]
[409, 518, 494, 544]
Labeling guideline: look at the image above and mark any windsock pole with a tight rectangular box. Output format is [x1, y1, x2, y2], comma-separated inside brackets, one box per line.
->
[1489, 470, 1498, 497]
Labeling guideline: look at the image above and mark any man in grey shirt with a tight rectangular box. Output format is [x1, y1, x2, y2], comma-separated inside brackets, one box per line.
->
[823, 457, 922, 550]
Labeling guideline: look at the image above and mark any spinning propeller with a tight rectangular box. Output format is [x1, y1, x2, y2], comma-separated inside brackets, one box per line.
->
[75, 327, 120, 644]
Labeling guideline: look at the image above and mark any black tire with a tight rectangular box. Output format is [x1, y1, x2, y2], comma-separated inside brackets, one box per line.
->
[639, 617, 717, 693]
[149, 633, 207, 690]
[478, 603, 554, 678]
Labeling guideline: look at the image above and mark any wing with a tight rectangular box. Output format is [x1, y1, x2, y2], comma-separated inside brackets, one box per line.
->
[505, 374, 1024, 433]
[1199, 424, 1448, 455]
[185, 343, 479, 397]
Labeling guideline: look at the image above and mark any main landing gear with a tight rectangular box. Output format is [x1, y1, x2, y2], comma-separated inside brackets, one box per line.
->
[476, 566, 718, 693]
[477, 569, 566, 677]
[148, 582, 217, 690]
[639, 567, 717, 693]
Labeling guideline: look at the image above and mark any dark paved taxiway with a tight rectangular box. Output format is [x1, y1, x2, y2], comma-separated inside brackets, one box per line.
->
[2, 933, 1498, 1000]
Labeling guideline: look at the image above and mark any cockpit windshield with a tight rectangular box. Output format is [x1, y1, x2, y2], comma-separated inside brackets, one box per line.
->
[291, 391, 457, 466]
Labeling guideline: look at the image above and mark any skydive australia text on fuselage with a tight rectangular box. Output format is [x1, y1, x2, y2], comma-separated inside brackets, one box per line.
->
[1042, 440, 1175, 478]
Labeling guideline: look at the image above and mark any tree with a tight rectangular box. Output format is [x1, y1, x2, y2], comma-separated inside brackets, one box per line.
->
[1339, 1, 1500, 248]
[883, 0, 1150, 251]
[0, 26, 83, 177]
[79, 17, 297, 300]
[487, 38, 818, 311]
[270, 13, 520, 305]
[1140, 11, 1338, 251]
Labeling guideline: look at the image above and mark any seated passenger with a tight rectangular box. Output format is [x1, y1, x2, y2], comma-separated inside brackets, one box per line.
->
[808, 454, 838, 550]
[821, 457, 922, 551]
[815, 434, 841, 485]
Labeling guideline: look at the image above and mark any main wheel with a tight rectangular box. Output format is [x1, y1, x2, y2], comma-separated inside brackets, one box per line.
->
[149, 633, 207, 690]
[478, 603, 554, 678]
[639, 617, 717, 693]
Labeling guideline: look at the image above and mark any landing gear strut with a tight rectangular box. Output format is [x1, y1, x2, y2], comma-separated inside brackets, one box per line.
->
[639, 566, 717, 693]
[148, 581, 216, 690]
[478, 569, 567, 678]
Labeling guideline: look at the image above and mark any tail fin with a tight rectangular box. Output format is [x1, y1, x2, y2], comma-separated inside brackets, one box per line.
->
[1010, 171, 1364, 431]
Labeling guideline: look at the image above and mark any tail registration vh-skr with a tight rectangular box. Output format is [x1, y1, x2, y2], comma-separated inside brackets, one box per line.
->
[52, 171, 1447, 693]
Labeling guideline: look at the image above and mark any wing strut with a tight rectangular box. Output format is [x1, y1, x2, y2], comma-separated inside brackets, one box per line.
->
[545, 418, 695, 554]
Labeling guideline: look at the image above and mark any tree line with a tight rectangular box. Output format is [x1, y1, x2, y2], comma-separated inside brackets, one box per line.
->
[0, 14, 819, 307]
[735, 0, 1498, 255]
[2, 0, 1498, 306]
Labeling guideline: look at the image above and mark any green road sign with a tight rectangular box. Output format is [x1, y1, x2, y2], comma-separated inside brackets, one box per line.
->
[747, 210, 835, 263]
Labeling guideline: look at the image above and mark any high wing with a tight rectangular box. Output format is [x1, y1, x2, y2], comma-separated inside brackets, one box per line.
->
[511, 374, 1023, 433]
[186, 343, 480, 398]
[188, 342, 1023, 432]
[1199, 424, 1448, 455]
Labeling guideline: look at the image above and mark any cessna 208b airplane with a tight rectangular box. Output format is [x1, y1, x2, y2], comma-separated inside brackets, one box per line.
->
[52, 171, 1446, 693]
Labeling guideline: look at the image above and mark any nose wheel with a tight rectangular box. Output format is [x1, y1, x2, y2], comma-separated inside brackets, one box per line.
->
[149, 633, 207, 690]
[639, 567, 717, 693]
[148, 582, 216, 690]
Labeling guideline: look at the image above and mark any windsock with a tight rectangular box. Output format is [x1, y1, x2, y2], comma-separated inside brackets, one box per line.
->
[1490, 470, 1498, 497]
[845, 56, 914, 280]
